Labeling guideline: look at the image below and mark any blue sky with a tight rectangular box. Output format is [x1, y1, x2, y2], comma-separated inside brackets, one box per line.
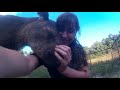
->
[0, 12, 120, 48]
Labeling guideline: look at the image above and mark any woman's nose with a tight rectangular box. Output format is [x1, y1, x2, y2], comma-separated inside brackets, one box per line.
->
[62, 31, 68, 38]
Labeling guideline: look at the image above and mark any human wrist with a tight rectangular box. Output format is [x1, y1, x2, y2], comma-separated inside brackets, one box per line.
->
[58, 65, 67, 73]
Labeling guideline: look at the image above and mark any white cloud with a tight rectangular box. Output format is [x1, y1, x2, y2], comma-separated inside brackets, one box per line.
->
[0, 12, 22, 15]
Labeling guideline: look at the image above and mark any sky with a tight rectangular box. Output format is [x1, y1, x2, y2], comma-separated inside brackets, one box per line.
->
[0, 12, 120, 48]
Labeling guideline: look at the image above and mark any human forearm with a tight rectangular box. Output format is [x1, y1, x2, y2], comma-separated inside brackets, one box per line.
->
[25, 55, 39, 72]
[60, 66, 90, 78]
[0, 46, 39, 77]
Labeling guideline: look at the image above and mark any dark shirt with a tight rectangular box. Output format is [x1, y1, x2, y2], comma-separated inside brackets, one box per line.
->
[47, 40, 88, 78]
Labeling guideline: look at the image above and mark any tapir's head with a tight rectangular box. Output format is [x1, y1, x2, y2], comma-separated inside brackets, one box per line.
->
[18, 12, 62, 68]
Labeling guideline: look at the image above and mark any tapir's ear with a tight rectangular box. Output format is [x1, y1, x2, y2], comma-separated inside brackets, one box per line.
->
[37, 12, 49, 21]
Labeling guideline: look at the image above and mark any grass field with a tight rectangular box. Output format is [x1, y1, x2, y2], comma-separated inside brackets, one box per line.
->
[21, 65, 50, 78]
[90, 58, 120, 78]
[88, 51, 120, 78]
[21, 52, 120, 78]
[88, 51, 120, 64]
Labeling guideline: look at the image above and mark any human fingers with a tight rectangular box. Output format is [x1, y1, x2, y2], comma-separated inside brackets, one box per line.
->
[56, 45, 71, 61]
[54, 51, 65, 64]
[56, 45, 71, 54]
[55, 47, 69, 61]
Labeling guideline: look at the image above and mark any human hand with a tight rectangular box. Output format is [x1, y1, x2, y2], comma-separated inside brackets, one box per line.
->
[54, 45, 72, 72]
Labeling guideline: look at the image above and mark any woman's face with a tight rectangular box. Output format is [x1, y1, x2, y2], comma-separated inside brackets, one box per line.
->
[59, 26, 76, 46]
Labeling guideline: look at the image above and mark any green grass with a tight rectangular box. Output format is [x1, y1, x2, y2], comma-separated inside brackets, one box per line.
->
[21, 57, 120, 78]
[90, 58, 120, 78]
[22, 65, 50, 78]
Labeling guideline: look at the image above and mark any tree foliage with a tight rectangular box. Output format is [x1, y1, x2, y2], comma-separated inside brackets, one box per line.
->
[84, 32, 120, 59]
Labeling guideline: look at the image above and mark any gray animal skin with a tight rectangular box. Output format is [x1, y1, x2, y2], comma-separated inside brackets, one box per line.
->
[0, 12, 62, 68]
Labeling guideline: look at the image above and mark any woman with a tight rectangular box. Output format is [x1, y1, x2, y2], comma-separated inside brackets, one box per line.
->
[47, 12, 90, 78]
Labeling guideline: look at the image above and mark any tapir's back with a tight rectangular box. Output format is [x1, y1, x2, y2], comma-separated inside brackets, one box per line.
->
[0, 15, 38, 50]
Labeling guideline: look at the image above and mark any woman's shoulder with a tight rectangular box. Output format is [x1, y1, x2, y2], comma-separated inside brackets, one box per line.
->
[75, 42, 84, 51]
[70, 40, 84, 52]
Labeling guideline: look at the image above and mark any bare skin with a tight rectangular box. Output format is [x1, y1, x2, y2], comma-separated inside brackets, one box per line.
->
[54, 45, 90, 78]
[0, 46, 39, 78]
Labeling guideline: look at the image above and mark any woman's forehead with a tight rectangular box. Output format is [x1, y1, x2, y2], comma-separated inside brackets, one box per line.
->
[64, 23, 76, 29]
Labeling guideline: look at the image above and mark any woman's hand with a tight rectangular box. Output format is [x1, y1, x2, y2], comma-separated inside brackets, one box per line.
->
[54, 45, 72, 72]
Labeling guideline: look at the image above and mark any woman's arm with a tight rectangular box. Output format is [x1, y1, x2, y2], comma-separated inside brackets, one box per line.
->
[59, 65, 90, 78]
[0, 46, 39, 78]
[54, 45, 90, 78]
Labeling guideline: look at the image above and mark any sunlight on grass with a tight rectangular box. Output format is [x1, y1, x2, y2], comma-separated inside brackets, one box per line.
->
[90, 58, 120, 78]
